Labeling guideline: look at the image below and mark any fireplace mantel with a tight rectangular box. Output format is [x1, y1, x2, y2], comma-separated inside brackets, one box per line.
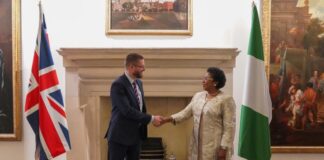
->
[58, 48, 238, 160]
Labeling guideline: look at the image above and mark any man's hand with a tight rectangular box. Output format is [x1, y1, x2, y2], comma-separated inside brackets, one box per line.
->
[152, 115, 163, 127]
[152, 116, 174, 127]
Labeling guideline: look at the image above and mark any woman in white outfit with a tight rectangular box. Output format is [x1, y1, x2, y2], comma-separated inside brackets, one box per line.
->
[161, 67, 236, 160]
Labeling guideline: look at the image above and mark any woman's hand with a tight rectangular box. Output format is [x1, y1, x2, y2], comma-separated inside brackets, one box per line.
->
[216, 147, 227, 160]
[162, 117, 173, 123]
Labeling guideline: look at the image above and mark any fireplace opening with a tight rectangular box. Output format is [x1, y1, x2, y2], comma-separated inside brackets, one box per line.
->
[100, 97, 193, 160]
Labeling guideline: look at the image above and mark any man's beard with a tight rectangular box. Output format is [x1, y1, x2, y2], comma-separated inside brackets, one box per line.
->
[134, 72, 143, 79]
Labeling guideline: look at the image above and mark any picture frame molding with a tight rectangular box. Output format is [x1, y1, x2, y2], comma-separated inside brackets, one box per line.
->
[0, 0, 22, 141]
[105, 0, 193, 35]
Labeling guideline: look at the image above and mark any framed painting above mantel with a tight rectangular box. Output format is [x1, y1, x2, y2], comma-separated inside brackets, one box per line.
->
[262, 0, 324, 153]
[0, 0, 22, 141]
[106, 0, 192, 35]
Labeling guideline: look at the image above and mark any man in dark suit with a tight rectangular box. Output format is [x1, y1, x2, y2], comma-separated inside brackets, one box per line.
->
[105, 53, 162, 160]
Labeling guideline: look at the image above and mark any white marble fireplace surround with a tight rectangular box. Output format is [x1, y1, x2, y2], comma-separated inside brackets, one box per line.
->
[58, 48, 238, 160]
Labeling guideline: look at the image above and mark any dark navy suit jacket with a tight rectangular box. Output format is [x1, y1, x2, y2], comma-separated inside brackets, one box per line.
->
[105, 74, 151, 146]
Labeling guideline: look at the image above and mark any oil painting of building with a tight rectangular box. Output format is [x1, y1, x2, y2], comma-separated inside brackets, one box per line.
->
[108, 0, 190, 31]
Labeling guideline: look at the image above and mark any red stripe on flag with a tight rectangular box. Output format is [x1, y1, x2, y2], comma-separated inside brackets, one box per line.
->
[48, 98, 66, 117]
[39, 99, 65, 157]
[31, 51, 39, 83]
[39, 70, 59, 91]
[25, 87, 40, 111]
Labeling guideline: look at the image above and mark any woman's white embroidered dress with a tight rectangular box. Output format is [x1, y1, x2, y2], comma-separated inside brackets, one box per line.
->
[171, 91, 236, 160]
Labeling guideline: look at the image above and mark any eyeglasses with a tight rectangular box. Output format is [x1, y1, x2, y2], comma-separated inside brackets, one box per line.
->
[202, 76, 213, 81]
[133, 64, 145, 69]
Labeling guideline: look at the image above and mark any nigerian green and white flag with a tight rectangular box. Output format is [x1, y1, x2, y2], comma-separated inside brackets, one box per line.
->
[238, 3, 272, 160]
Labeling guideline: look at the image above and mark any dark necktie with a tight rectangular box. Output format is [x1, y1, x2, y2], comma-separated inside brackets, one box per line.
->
[132, 81, 141, 108]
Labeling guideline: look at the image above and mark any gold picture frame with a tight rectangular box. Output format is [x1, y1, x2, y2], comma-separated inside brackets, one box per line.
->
[106, 0, 192, 35]
[0, 0, 22, 140]
[263, 0, 324, 152]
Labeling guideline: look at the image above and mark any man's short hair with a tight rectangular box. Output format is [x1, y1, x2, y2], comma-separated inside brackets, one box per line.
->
[125, 53, 144, 67]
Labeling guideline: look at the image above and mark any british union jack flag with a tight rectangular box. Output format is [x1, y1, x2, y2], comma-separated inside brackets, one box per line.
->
[25, 4, 71, 160]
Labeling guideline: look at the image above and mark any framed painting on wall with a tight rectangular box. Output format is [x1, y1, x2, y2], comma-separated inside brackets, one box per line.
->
[0, 0, 22, 140]
[263, 0, 324, 152]
[106, 0, 192, 35]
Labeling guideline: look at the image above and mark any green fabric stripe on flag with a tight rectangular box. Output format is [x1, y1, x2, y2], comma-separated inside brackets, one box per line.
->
[238, 106, 271, 160]
[248, 4, 264, 61]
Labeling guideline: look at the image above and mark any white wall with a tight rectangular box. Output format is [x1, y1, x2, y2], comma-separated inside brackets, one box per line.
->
[0, 0, 323, 159]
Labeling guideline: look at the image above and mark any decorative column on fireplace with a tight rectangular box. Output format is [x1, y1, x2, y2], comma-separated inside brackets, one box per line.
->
[59, 48, 238, 160]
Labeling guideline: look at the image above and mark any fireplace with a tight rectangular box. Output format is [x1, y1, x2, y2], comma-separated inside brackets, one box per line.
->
[58, 48, 238, 160]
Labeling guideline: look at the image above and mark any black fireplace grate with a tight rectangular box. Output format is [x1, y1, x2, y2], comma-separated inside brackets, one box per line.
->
[140, 137, 165, 160]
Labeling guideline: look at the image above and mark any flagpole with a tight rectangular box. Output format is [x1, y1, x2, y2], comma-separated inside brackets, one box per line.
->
[35, 2, 42, 160]
[38, 0, 43, 22]
[38, 0, 42, 17]
[37, 0, 42, 11]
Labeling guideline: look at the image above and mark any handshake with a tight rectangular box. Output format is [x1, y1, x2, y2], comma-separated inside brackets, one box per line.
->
[152, 116, 173, 127]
